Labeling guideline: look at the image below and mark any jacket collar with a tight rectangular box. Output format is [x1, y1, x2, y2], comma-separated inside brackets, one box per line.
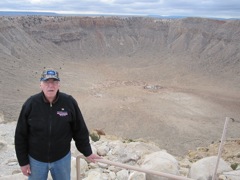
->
[41, 90, 59, 104]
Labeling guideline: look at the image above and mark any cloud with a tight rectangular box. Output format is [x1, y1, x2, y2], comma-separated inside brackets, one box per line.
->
[28, 0, 42, 3]
[0, 0, 239, 18]
[100, 0, 115, 3]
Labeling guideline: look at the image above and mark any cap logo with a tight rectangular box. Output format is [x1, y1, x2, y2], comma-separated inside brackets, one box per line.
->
[46, 70, 56, 75]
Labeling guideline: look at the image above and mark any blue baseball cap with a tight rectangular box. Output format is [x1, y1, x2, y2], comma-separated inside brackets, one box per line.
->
[40, 68, 60, 81]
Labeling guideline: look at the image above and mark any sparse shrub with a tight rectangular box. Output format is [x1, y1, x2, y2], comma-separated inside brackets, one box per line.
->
[89, 132, 100, 142]
[123, 139, 135, 143]
[231, 163, 239, 170]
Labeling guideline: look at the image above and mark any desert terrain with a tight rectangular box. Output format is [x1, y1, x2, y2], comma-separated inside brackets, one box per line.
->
[0, 15, 240, 162]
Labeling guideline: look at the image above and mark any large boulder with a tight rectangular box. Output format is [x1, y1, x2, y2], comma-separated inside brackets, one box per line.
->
[140, 151, 180, 180]
[188, 156, 232, 179]
[220, 170, 240, 180]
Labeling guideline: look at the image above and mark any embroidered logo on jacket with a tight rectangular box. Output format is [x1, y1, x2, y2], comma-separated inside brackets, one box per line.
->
[57, 111, 68, 117]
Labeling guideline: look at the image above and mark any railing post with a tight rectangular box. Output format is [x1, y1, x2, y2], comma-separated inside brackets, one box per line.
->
[212, 117, 230, 180]
[76, 156, 81, 180]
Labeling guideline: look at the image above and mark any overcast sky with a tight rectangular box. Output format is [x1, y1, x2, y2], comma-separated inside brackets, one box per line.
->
[0, 0, 239, 19]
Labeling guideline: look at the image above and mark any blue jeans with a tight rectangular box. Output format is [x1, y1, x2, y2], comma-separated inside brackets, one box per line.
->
[28, 151, 71, 180]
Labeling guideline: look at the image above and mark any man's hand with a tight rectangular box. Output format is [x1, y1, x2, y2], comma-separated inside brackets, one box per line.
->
[21, 164, 31, 176]
[86, 154, 101, 163]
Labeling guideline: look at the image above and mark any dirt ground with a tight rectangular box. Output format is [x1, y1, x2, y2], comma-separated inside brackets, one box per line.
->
[51, 61, 240, 159]
[185, 139, 240, 170]
[1, 17, 240, 174]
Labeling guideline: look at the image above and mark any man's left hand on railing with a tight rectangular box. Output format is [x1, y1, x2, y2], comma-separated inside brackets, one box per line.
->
[86, 153, 102, 163]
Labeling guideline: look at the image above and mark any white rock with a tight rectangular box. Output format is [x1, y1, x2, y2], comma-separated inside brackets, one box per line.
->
[179, 167, 189, 177]
[140, 151, 180, 180]
[189, 156, 232, 179]
[109, 141, 126, 156]
[7, 161, 18, 166]
[107, 141, 160, 164]
[108, 165, 116, 171]
[101, 173, 109, 180]
[83, 170, 102, 180]
[97, 144, 110, 156]
[89, 162, 98, 169]
[97, 162, 108, 169]
[109, 171, 117, 179]
[128, 171, 146, 180]
[222, 170, 240, 180]
[116, 169, 129, 180]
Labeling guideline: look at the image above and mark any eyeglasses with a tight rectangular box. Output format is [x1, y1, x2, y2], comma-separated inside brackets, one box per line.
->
[42, 80, 59, 85]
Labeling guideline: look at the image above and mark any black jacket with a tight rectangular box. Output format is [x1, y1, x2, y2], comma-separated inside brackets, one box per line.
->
[15, 91, 92, 166]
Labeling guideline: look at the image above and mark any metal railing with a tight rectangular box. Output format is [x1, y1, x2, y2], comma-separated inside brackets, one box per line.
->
[76, 117, 231, 180]
[76, 155, 194, 180]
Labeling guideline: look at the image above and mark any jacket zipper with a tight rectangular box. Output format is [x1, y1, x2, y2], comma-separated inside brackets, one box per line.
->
[48, 103, 53, 162]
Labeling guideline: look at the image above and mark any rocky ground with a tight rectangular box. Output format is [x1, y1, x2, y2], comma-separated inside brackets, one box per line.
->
[0, 120, 239, 179]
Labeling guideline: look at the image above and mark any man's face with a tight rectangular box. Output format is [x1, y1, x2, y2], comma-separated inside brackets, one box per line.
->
[40, 79, 60, 99]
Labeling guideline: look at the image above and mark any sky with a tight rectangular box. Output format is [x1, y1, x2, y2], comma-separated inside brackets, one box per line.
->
[0, 0, 240, 19]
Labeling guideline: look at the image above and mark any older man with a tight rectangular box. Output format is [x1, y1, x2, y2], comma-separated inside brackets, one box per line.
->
[15, 68, 99, 180]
